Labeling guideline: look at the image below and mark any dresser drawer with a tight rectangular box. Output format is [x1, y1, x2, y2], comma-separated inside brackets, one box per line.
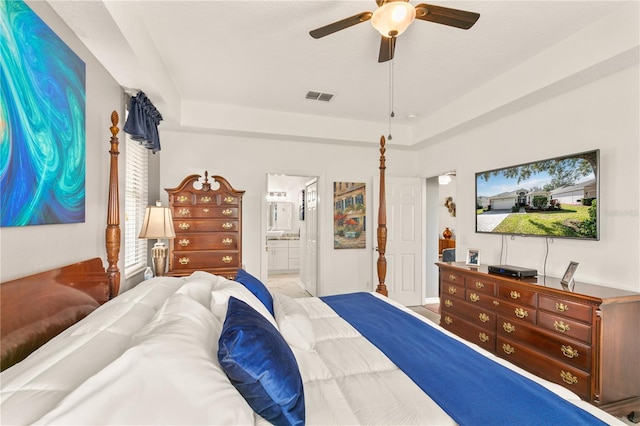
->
[174, 219, 238, 233]
[497, 316, 591, 371]
[449, 299, 496, 330]
[538, 311, 592, 344]
[174, 233, 239, 250]
[440, 269, 464, 286]
[466, 290, 499, 311]
[441, 281, 465, 300]
[493, 298, 536, 325]
[466, 276, 497, 296]
[173, 206, 239, 219]
[498, 284, 537, 307]
[171, 251, 240, 270]
[441, 314, 495, 352]
[497, 336, 591, 400]
[538, 294, 593, 324]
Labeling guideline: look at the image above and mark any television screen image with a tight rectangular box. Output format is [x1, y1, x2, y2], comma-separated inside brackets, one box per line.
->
[475, 150, 599, 240]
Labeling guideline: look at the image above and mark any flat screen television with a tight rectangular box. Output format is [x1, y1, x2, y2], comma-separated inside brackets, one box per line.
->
[475, 149, 599, 240]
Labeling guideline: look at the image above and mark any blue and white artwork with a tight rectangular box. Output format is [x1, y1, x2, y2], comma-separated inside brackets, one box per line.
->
[1, 0, 86, 226]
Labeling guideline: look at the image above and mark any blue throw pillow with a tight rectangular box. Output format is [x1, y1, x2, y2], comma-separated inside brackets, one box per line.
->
[235, 268, 274, 316]
[218, 297, 305, 426]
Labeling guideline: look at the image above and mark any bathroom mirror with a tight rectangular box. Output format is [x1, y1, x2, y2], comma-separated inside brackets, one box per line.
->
[268, 202, 293, 230]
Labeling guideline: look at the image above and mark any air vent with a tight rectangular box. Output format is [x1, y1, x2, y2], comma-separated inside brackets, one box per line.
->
[306, 90, 334, 102]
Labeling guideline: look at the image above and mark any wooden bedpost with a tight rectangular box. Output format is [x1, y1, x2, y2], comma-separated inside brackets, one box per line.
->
[106, 111, 121, 297]
[376, 135, 388, 296]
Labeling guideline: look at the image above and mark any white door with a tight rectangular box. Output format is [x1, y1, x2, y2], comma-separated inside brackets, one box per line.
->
[372, 176, 423, 306]
[304, 179, 318, 296]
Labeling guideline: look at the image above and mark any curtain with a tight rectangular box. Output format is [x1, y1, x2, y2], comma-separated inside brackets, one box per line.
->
[124, 91, 163, 153]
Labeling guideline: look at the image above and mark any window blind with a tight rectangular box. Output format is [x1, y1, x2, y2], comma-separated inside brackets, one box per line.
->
[124, 136, 149, 277]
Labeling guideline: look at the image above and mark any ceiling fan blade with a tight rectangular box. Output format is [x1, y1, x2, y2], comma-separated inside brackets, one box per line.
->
[378, 36, 396, 63]
[414, 3, 480, 30]
[310, 11, 373, 39]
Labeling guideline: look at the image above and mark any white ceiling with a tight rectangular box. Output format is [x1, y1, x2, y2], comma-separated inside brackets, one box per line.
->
[48, 1, 637, 148]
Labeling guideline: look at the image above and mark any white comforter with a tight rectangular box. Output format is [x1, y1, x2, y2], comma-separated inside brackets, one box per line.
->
[0, 273, 622, 425]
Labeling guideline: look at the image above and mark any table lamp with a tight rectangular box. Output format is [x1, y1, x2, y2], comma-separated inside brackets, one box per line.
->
[138, 201, 176, 277]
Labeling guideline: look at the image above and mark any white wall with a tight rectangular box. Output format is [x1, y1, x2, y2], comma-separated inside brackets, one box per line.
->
[158, 133, 418, 296]
[418, 65, 640, 292]
[0, 1, 123, 283]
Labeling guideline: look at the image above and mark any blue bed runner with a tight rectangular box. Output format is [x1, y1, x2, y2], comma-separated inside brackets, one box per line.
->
[321, 292, 606, 426]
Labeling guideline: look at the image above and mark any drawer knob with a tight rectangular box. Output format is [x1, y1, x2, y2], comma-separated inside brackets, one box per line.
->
[178, 222, 190, 230]
[222, 255, 233, 264]
[444, 316, 453, 325]
[178, 239, 190, 247]
[514, 307, 528, 319]
[222, 238, 233, 246]
[201, 196, 212, 203]
[469, 293, 480, 303]
[178, 257, 190, 265]
[224, 196, 235, 204]
[222, 209, 233, 216]
[222, 222, 233, 230]
[479, 333, 489, 343]
[444, 299, 453, 308]
[178, 208, 190, 216]
[560, 371, 578, 385]
[502, 343, 515, 355]
[555, 302, 569, 312]
[475, 281, 485, 289]
[176, 195, 189, 203]
[503, 322, 516, 333]
[561, 345, 579, 359]
[510, 291, 521, 299]
[554, 320, 571, 333]
[448, 286, 457, 295]
[479, 313, 490, 323]
[448, 274, 456, 281]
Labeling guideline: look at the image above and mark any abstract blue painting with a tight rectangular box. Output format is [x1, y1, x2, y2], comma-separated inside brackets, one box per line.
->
[1, 0, 86, 226]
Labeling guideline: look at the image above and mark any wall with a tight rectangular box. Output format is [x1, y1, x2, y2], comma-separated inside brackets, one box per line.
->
[0, 1, 123, 283]
[158, 132, 418, 296]
[418, 64, 640, 292]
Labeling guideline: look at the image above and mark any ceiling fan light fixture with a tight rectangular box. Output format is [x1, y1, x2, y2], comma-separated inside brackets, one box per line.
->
[371, 1, 416, 37]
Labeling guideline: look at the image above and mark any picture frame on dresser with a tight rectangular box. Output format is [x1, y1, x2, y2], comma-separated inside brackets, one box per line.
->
[466, 249, 480, 266]
[560, 261, 579, 292]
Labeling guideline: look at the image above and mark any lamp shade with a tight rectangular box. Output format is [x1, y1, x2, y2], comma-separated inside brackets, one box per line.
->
[138, 202, 176, 239]
[371, 1, 416, 37]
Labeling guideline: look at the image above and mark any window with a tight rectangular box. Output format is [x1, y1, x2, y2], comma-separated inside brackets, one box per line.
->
[124, 136, 149, 277]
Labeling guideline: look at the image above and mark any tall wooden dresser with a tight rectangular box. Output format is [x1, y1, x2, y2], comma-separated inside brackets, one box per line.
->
[437, 262, 640, 418]
[165, 172, 244, 279]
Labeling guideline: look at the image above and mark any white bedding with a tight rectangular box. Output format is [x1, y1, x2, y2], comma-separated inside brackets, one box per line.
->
[0, 273, 623, 425]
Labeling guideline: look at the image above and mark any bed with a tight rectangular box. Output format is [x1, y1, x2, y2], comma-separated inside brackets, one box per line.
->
[0, 112, 625, 425]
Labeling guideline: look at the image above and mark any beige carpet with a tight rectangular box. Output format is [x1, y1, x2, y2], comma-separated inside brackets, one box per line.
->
[267, 273, 311, 298]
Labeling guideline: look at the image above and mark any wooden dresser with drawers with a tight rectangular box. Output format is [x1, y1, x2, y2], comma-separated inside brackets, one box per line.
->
[165, 172, 244, 279]
[437, 262, 640, 417]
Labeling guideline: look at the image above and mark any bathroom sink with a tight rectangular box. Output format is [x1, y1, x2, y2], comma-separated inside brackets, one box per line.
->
[267, 230, 284, 238]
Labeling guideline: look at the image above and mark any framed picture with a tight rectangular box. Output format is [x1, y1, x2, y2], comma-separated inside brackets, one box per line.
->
[560, 261, 579, 292]
[466, 249, 480, 266]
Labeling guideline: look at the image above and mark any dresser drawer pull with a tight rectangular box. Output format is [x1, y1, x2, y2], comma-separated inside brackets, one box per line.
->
[224, 196, 235, 204]
[448, 274, 457, 282]
[475, 281, 484, 289]
[444, 299, 453, 308]
[514, 307, 528, 319]
[479, 313, 490, 323]
[222, 209, 233, 216]
[222, 238, 233, 246]
[503, 322, 516, 333]
[222, 222, 233, 230]
[178, 222, 190, 230]
[479, 333, 489, 343]
[176, 195, 189, 203]
[222, 256, 233, 264]
[493, 300, 500, 306]
[561, 371, 578, 385]
[469, 293, 480, 302]
[510, 291, 521, 299]
[447, 286, 457, 295]
[554, 320, 570, 333]
[561, 345, 579, 359]
[201, 196, 212, 203]
[444, 316, 453, 325]
[203, 208, 210, 213]
[178, 239, 190, 247]
[502, 343, 515, 355]
[178, 208, 190, 216]
[178, 257, 190, 265]
[555, 302, 569, 312]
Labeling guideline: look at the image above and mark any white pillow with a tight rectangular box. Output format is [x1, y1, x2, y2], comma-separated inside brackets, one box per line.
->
[175, 279, 216, 309]
[273, 292, 315, 351]
[211, 280, 278, 329]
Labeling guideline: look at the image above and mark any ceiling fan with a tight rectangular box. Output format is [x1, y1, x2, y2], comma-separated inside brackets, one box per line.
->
[309, 0, 480, 63]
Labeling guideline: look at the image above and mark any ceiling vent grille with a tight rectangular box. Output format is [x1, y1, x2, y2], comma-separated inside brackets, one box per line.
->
[306, 91, 334, 102]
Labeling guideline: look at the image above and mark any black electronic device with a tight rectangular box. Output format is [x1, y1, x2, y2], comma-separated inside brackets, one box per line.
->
[488, 264, 538, 278]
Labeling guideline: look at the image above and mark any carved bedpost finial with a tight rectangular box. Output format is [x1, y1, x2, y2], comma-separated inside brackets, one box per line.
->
[376, 135, 388, 297]
[110, 111, 119, 136]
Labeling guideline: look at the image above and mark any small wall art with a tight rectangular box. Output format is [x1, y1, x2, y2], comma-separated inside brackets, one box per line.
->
[333, 182, 366, 249]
